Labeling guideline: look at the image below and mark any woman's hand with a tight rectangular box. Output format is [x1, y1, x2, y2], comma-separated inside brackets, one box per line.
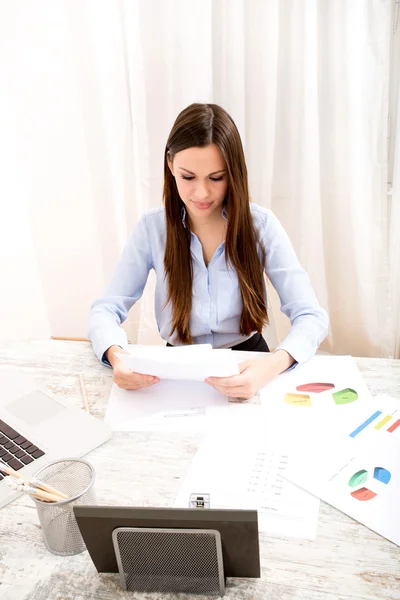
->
[205, 350, 295, 399]
[105, 345, 160, 391]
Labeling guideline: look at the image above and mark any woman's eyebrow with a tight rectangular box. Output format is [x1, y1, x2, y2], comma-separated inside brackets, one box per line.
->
[178, 167, 226, 176]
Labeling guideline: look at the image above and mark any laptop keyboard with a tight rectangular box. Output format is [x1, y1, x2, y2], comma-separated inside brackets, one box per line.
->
[0, 419, 45, 480]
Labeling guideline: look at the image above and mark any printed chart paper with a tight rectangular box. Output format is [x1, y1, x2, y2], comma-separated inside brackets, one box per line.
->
[174, 406, 320, 540]
[285, 394, 400, 546]
[259, 355, 375, 442]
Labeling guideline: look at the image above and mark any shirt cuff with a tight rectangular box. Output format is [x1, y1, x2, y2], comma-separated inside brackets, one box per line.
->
[274, 334, 318, 370]
[91, 328, 129, 367]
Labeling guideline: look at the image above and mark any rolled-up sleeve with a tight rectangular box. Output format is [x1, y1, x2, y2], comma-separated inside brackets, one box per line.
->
[261, 209, 329, 366]
[88, 214, 153, 365]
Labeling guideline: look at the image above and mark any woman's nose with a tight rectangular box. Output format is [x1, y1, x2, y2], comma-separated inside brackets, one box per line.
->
[194, 180, 209, 200]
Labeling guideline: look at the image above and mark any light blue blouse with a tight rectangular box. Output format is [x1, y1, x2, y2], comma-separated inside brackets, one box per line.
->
[88, 203, 328, 366]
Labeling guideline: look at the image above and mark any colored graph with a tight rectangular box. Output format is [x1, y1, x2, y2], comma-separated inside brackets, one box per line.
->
[285, 382, 362, 408]
[349, 411, 382, 438]
[348, 466, 391, 501]
[374, 467, 391, 484]
[348, 410, 400, 438]
[284, 393, 311, 406]
[351, 487, 377, 501]
[349, 469, 368, 487]
[296, 383, 334, 393]
[286, 383, 360, 408]
[332, 388, 358, 405]
[387, 419, 400, 433]
[374, 415, 392, 430]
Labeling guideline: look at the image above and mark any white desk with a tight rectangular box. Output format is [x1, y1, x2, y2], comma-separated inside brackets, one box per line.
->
[0, 340, 399, 600]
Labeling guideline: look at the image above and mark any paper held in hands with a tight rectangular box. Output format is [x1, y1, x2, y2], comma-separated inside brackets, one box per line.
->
[104, 379, 231, 433]
[115, 344, 241, 381]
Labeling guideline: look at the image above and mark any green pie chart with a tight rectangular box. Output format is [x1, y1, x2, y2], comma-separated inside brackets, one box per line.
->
[349, 469, 368, 487]
[332, 388, 358, 405]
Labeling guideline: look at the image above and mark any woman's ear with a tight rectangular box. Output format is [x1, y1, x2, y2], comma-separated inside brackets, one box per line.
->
[167, 152, 174, 177]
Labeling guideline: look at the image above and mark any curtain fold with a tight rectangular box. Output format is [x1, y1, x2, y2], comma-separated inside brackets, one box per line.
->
[390, 68, 400, 359]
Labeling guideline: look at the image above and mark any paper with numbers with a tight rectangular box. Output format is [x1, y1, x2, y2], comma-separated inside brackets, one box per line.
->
[174, 405, 320, 539]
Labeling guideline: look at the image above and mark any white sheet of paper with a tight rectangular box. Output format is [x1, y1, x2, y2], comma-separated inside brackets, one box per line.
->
[174, 406, 320, 540]
[116, 345, 240, 381]
[104, 379, 232, 432]
[285, 394, 400, 546]
[258, 355, 375, 443]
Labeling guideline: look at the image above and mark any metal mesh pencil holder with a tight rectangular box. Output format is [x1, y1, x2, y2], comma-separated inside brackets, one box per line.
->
[32, 458, 96, 556]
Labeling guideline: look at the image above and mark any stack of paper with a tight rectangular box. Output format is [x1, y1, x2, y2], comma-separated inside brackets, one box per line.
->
[116, 344, 240, 381]
[105, 344, 244, 432]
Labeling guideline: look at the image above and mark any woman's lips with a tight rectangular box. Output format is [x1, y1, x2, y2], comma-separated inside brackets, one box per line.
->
[192, 201, 213, 210]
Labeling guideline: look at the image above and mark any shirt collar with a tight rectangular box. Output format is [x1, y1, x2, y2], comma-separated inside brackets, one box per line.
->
[181, 205, 228, 228]
[181, 206, 187, 227]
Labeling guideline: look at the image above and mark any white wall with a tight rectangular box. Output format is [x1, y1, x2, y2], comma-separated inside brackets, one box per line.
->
[0, 8, 50, 340]
[0, 4, 119, 341]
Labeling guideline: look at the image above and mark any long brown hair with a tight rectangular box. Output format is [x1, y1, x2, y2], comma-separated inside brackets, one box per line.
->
[163, 103, 268, 344]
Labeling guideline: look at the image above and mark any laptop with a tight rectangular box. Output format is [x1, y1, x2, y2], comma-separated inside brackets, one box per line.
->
[0, 370, 112, 508]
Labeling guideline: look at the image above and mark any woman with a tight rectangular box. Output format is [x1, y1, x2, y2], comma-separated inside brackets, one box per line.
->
[89, 103, 328, 399]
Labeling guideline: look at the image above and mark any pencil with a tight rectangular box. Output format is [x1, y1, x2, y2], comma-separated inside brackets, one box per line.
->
[31, 477, 69, 500]
[0, 462, 68, 500]
[79, 373, 90, 414]
[28, 487, 64, 503]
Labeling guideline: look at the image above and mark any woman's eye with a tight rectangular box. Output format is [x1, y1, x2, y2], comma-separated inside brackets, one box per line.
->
[181, 175, 224, 181]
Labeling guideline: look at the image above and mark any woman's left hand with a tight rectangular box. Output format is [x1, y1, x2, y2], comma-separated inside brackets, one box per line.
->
[205, 350, 295, 400]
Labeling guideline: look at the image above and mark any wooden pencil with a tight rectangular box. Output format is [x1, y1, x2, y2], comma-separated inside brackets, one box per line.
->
[79, 373, 91, 414]
[0, 462, 68, 500]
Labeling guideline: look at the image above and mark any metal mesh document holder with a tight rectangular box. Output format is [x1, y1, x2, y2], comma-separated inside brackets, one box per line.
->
[112, 527, 226, 596]
[33, 458, 96, 556]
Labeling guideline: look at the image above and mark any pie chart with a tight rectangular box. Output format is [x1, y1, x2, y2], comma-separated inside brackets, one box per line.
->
[296, 383, 334, 393]
[284, 393, 311, 406]
[332, 388, 358, 405]
[348, 467, 391, 501]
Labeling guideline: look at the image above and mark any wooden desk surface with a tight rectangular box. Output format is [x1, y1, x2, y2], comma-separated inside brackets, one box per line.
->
[0, 340, 399, 600]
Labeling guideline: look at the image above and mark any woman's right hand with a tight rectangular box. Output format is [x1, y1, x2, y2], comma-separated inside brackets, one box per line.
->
[105, 345, 160, 390]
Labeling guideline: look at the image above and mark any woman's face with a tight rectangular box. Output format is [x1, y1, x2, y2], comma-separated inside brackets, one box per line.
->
[169, 144, 228, 222]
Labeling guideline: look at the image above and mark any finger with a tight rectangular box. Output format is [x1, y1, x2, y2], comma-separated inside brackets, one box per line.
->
[138, 378, 160, 387]
[125, 371, 159, 382]
[117, 373, 159, 384]
[223, 388, 252, 400]
[131, 380, 160, 390]
[114, 375, 159, 388]
[117, 379, 160, 391]
[114, 364, 154, 377]
[132, 375, 160, 384]
[206, 381, 249, 398]
[205, 374, 247, 387]
[238, 360, 253, 373]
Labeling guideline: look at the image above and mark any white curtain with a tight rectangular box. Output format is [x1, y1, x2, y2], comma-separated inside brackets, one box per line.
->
[0, 0, 396, 358]
[390, 73, 400, 359]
